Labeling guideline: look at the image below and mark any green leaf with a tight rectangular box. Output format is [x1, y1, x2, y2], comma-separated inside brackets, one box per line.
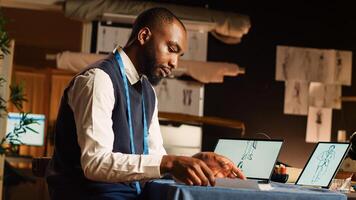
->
[0, 11, 10, 56]
[9, 83, 27, 111]
[25, 126, 39, 134]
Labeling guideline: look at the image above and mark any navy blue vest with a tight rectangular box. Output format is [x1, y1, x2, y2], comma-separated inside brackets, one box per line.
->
[47, 53, 156, 199]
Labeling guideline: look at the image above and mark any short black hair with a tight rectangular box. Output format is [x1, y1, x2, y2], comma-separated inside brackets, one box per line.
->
[127, 7, 185, 44]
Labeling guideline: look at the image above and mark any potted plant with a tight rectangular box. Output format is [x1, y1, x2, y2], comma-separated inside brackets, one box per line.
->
[1, 10, 38, 155]
[0, 10, 38, 199]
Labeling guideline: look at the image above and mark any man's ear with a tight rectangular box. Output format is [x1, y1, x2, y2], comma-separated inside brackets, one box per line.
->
[137, 27, 152, 45]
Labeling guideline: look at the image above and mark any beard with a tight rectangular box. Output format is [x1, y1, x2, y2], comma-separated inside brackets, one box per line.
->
[142, 44, 163, 86]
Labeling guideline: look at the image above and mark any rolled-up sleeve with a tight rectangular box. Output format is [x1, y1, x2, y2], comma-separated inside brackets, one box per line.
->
[67, 68, 164, 183]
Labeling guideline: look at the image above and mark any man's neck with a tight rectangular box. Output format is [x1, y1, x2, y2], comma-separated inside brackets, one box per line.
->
[122, 46, 142, 75]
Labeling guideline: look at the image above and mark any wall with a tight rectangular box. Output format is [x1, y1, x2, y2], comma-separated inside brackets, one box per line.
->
[202, 2, 356, 167]
[2, 7, 82, 68]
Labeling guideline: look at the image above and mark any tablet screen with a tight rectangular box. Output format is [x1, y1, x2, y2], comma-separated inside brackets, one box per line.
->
[214, 139, 283, 180]
[296, 142, 350, 187]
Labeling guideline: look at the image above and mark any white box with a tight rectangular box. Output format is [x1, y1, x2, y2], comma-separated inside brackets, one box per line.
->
[96, 22, 131, 54]
[154, 78, 204, 116]
[95, 23, 208, 62]
[160, 124, 202, 156]
[181, 30, 208, 61]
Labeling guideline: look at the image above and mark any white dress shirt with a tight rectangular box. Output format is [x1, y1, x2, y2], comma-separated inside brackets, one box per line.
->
[67, 48, 166, 183]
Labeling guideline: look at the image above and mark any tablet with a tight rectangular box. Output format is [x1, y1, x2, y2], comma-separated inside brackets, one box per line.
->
[295, 142, 351, 188]
[214, 138, 283, 182]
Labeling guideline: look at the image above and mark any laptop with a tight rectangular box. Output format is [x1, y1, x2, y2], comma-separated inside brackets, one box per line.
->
[295, 142, 351, 188]
[214, 138, 283, 183]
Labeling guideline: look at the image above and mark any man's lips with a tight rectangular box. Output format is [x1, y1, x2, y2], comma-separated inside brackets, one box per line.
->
[159, 66, 172, 77]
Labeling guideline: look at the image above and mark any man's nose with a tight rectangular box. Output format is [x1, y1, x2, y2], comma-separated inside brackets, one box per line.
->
[168, 56, 178, 69]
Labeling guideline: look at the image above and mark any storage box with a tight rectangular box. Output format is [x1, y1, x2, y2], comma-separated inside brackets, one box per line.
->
[154, 78, 204, 116]
[160, 124, 202, 156]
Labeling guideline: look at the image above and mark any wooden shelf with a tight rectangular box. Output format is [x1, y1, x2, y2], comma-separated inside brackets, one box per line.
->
[342, 96, 356, 102]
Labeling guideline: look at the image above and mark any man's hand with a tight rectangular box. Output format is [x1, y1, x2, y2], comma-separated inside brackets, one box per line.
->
[160, 155, 216, 186]
[193, 152, 246, 180]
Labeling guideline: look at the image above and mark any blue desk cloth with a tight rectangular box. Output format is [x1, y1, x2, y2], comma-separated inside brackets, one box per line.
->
[143, 180, 347, 200]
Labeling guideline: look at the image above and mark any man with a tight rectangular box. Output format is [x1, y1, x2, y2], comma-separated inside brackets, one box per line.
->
[46, 7, 244, 200]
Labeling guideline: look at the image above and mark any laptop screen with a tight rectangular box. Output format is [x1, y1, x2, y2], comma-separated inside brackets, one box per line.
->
[214, 139, 283, 180]
[296, 142, 350, 188]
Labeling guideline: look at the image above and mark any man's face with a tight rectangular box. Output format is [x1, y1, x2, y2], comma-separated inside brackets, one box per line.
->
[141, 20, 187, 85]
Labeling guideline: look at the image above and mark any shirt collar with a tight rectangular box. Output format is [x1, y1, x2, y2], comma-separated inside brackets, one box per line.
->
[113, 46, 140, 85]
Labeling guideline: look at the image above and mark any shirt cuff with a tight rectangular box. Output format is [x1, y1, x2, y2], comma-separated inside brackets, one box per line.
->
[141, 154, 164, 178]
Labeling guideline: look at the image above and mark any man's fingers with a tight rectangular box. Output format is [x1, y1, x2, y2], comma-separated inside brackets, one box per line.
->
[216, 156, 231, 167]
[174, 176, 194, 186]
[198, 161, 216, 186]
[217, 156, 246, 180]
[182, 178, 194, 186]
[187, 168, 203, 186]
[215, 171, 226, 178]
[231, 165, 246, 180]
[192, 164, 210, 186]
[186, 178, 193, 186]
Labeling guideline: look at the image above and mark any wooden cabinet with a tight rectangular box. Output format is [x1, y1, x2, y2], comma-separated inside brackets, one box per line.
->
[47, 73, 73, 156]
[7, 67, 74, 167]
[8, 70, 49, 168]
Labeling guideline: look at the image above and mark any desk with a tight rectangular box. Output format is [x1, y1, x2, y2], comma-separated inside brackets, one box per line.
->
[347, 192, 356, 200]
[144, 180, 346, 200]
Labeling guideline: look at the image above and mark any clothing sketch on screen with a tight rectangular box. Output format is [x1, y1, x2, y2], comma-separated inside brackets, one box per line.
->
[237, 141, 258, 171]
[312, 145, 336, 183]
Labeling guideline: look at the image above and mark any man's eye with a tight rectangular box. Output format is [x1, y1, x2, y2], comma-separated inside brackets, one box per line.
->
[169, 46, 176, 52]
